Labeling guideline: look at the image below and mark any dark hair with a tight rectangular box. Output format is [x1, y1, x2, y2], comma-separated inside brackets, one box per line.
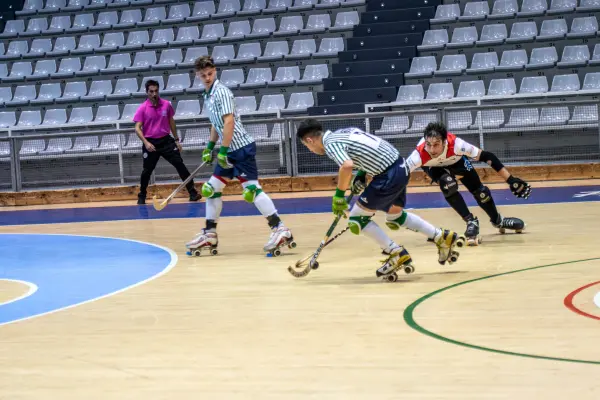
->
[296, 119, 323, 140]
[424, 122, 448, 142]
[194, 55, 216, 71]
[145, 79, 160, 92]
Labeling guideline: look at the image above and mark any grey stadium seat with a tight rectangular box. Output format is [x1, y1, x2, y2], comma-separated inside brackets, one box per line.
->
[467, 52, 499, 74]
[239, 0, 266, 16]
[66, 136, 99, 152]
[285, 92, 314, 111]
[537, 107, 570, 126]
[298, 64, 329, 84]
[526, 47, 558, 70]
[505, 108, 539, 127]
[287, 39, 316, 59]
[275, 16, 303, 36]
[220, 69, 245, 88]
[71, 34, 101, 55]
[476, 24, 507, 46]
[519, 76, 549, 94]
[175, 100, 202, 118]
[19, 140, 46, 156]
[121, 31, 150, 51]
[577, 0, 600, 11]
[212, 45, 236, 64]
[447, 112, 473, 131]
[217, 0, 241, 17]
[223, 21, 251, 41]
[180, 47, 209, 67]
[154, 48, 183, 70]
[104, 53, 131, 74]
[489, 0, 518, 19]
[32, 60, 57, 78]
[426, 83, 455, 100]
[260, 41, 289, 61]
[495, 50, 528, 71]
[17, 110, 42, 127]
[435, 54, 467, 76]
[248, 18, 277, 39]
[95, 105, 121, 122]
[432, 3, 460, 24]
[83, 80, 113, 101]
[42, 109, 68, 126]
[518, 0, 547, 17]
[166, 4, 191, 23]
[405, 56, 437, 78]
[0, 112, 17, 128]
[68, 107, 94, 124]
[0, 41, 29, 60]
[127, 51, 157, 72]
[537, 19, 568, 41]
[460, 1, 489, 21]
[232, 42, 262, 63]
[487, 78, 517, 96]
[589, 44, 600, 66]
[49, 37, 77, 56]
[41, 138, 73, 155]
[396, 84, 425, 102]
[77, 55, 107, 77]
[315, 37, 344, 57]
[375, 116, 410, 134]
[417, 29, 448, 51]
[99, 32, 125, 52]
[146, 28, 174, 49]
[240, 68, 273, 88]
[173, 26, 200, 46]
[138, 7, 166, 27]
[161, 73, 191, 95]
[557, 45, 590, 68]
[9, 85, 37, 106]
[32, 83, 61, 105]
[582, 72, 600, 91]
[30, 38, 53, 56]
[108, 78, 138, 100]
[1, 20, 25, 38]
[93, 11, 118, 30]
[330, 11, 359, 32]
[198, 23, 225, 43]
[506, 21, 538, 43]
[269, 66, 300, 87]
[406, 113, 438, 133]
[570, 105, 598, 123]
[117, 9, 143, 28]
[258, 94, 286, 112]
[457, 80, 486, 98]
[235, 96, 258, 114]
[189, 1, 215, 22]
[121, 104, 140, 121]
[551, 74, 580, 92]
[568, 17, 598, 38]
[68, 14, 95, 33]
[446, 26, 478, 49]
[57, 81, 87, 103]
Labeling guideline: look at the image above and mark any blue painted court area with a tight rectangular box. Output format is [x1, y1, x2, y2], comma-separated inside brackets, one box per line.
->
[0, 185, 599, 226]
[0, 234, 174, 326]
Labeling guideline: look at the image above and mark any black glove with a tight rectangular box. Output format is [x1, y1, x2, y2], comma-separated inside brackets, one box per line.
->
[351, 171, 367, 195]
[507, 175, 531, 199]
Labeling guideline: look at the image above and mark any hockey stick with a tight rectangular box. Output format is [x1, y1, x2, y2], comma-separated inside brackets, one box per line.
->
[152, 161, 208, 211]
[287, 194, 354, 278]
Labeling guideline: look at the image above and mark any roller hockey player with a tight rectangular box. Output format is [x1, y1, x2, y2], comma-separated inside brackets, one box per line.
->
[185, 56, 295, 257]
[406, 122, 531, 246]
[297, 119, 466, 282]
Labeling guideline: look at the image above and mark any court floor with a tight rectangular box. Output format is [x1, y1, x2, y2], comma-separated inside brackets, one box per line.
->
[1, 182, 599, 399]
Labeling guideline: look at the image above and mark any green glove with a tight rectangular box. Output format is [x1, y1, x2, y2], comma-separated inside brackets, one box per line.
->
[332, 188, 348, 217]
[202, 141, 215, 164]
[217, 146, 233, 169]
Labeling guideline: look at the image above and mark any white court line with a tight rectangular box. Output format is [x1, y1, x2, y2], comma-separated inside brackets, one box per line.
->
[0, 233, 177, 327]
[594, 291, 600, 310]
[0, 279, 38, 307]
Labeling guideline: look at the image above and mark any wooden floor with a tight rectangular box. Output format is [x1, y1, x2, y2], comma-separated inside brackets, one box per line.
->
[1, 194, 600, 398]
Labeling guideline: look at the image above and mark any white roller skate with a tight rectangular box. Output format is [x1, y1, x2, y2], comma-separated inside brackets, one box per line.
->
[465, 217, 482, 246]
[186, 229, 218, 257]
[376, 245, 415, 282]
[493, 214, 525, 234]
[433, 229, 466, 266]
[264, 224, 296, 257]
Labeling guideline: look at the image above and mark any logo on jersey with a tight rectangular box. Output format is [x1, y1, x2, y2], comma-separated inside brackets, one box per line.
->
[464, 159, 473, 171]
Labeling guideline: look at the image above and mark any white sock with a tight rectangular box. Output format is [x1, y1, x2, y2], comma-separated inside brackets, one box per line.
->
[253, 192, 277, 218]
[363, 221, 397, 252]
[392, 211, 438, 239]
[206, 196, 223, 227]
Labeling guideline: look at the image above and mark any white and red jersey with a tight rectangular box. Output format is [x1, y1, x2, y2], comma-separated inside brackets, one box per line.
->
[406, 132, 480, 172]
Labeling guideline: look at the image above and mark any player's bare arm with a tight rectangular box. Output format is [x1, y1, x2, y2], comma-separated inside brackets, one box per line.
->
[221, 113, 234, 148]
[337, 159, 354, 192]
[135, 121, 155, 152]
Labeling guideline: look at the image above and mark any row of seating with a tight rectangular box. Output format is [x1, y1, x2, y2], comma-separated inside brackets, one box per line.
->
[432, 0, 600, 24]
[2, 11, 357, 42]
[0, 42, 339, 81]
[419, 16, 599, 51]
[0, 19, 351, 61]
[376, 105, 598, 135]
[406, 45, 600, 78]
[0, 64, 327, 106]
[15, 0, 358, 18]
[397, 73, 599, 103]
[0, 93, 315, 128]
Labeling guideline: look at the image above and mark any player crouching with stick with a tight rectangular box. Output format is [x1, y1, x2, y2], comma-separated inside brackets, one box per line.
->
[296, 119, 466, 282]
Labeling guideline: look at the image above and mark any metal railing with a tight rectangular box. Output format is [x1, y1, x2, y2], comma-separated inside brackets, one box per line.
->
[1, 101, 599, 192]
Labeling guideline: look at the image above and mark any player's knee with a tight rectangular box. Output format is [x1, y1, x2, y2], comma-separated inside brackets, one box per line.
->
[385, 211, 407, 231]
[242, 184, 263, 203]
[439, 173, 459, 198]
[473, 185, 492, 204]
[348, 215, 371, 235]
[201, 182, 215, 198]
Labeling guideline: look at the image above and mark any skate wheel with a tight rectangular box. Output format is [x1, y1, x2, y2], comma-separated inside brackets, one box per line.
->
[450, 253, 459, 263]
[210, 248, 218, 256]
[499, 228, 506, 234]
[455, 236, 466, 248]
[404, 265, 415, 274]
[289, 241, 297, 249]
[193, 249, 202, 257]
[516, 229, 523, 234]
[385, 272, 398, 282]
[274, 249, 282, 257]
[310, 260, 319, 270]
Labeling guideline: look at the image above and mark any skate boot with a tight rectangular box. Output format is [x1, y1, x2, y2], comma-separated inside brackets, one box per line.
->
[263, 224, 296, 257]
[465, 216, 482, 246]
[433, 229, 466, 266]
[185, 229, 218, 257]
[492, 214, 525, 234]
[376, 245, 415, 282]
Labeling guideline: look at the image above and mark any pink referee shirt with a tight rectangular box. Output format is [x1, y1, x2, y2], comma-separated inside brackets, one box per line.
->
[132, 98, 175, 139]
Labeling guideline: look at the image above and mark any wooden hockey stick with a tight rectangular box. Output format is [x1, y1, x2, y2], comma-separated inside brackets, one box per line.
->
[152, 161, 208, 211]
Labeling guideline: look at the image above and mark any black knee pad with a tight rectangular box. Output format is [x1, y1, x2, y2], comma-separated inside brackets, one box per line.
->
[439, 173, 459, 198]
[473, 186, 492, 205]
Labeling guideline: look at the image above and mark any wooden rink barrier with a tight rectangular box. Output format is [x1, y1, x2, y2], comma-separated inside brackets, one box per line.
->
[1, 163, 599, 206]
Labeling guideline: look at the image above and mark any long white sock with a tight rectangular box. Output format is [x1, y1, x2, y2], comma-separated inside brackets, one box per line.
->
[206, 196, 223, 223]
[253, 192, 277, 218]
[389, 211, 438, 239]
[363, 221, 397, 252]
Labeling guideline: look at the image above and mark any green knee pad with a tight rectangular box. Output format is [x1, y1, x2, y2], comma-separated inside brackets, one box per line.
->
[201, 182, 214, 198]
[242, 184, 263, 203]
[348, 215, 372, 235]
[386, 211, 408, 231]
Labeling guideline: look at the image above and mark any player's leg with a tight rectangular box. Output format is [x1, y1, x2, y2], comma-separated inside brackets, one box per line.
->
[234, 143, 295, 255]
[426, 166, 475, 223]
[185, 172, 229, 256]
[160, 136, 200, 201]
[459, 159, 525, 234]
[138, 141, 161, 204]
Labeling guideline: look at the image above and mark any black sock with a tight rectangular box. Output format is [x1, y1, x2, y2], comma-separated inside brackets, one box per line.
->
[206, 219, 217, 231]
[266, 213, 281, 229]
[445, 192, 472, 220]
[477, 197, 500, 223]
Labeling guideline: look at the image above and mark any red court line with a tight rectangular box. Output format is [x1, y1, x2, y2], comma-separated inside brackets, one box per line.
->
[564, 281, 600, 321]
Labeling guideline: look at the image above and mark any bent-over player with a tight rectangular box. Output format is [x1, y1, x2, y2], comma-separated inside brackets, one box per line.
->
[185, 56, 294, 256]
[296, 119, 465, 281]
[406, 122, 531, 246]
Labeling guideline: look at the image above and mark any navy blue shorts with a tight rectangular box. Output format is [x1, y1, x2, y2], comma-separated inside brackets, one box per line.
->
[214, 142, 258, 181]
[357, 158, 410, 212]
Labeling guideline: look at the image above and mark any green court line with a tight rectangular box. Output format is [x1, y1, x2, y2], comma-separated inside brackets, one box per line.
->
[403, 257, 600, 365]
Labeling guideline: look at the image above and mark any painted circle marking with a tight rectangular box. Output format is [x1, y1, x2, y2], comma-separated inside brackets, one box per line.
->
[563, 281, 600, 321]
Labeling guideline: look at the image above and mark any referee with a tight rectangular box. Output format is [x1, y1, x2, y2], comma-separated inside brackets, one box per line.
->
[133, 79, 201, 205]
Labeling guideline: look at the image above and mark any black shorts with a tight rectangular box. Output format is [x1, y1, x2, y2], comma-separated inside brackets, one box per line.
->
[423, 156, 482, 192]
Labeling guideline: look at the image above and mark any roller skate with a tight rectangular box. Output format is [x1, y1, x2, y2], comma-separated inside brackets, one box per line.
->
[492, 214, 525, 234]
[433, 229, 465, 266]
[185, 229, 218, 257]
[465, 216, 482, 246]
[376, 245, 415, 282]
[264, 224, 296, 257]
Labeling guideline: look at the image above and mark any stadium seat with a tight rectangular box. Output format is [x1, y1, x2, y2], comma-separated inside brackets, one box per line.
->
[258, 94, 286, 112]
[406, 113, 438, 133]
[233, 43, 262, 63]
[248, 18, 277, 39]
[41, 138, 72, 155]
[235, 96, 258, 114]
[506, 22, 538, 43]
[287, 39, 316, 59]
[537, 19, 568, 41]
[127, 51, 157, 72]
[155, 49, 183, 70]
[198, 23, 225, 43]
[457, 80, 485, 98]
[10, 85, 37, 106]
[138, 6, 166, 27]
[66, 136, 99, 152]
[97, 134, 126, 151]
[161, 74, 191, 95]
[330, 11, 359, 32]
[83, 80, 113, 101]
[526, 47, 558, 69]
[117, 9, 143, 28]
[476, 24, 507, 46]
[77, 55, 107, 77]
[495, 50, 528, 71]
[460, 1, 489, 21]
[95, 105, 120, 122]
[212, 45, 236, 64]
[49, 37, 77, 56]
[405, 56, 437, 78]
[446, 27, 478, 49]
[0, 41, 29, 60]
[375, 116, 410, 134]
[467, 52, 499, 74]
[0, 112, 17, 128]
[269, 66, 300, 86]
[518, 0, 547, 17]
[568, 17, 598, 38]
[98, 32, 125, 52]
[220, 69, 245, 88]
[265, 0, 292, 13]
[121, 104, 140, 120]
[286, 92, 314, 111]
[23, 18, 49, 37]
[57, 81, 87, 103]
[315, 37, 344, 57]
[107, 78, 138, 100]
[447, 112, 473, 131]
[1, 20, 25, 38]
[289, 0, 317, 11]
[32, 60, 57, 78]
[519, 76, 549, 94]
[104, 53, 131, 74]
[557, 45, 590, 68]
[224, 21, 251, 41]
[17, 110, 42, 127]
[570, 105, 598, 123]
[537, 107, 570, 125]
[42, 109, 68, 125]
[260, 41, 289, 61]
[68, 14, 95, 33]
[435, 54, 467, 76]
[505, 108, 539, 127]
[417, 29, 449, 51]
[582, 72, 600, 91]
[188, 1, 215, 21]
[487, 78, 517, 96]
[577, 0, 600, 12]
[275, 16, 303, 36]
[217, 0, 241, 17]
[69, 107, 94, 124]
[0, 87, 12, 104]
[71, 34, 101, 55]
[240, 68, 273, 88]
[432, 3, 460, 24]
[239, 0, 266, 15]
[47, 16, 72, 34]
[93, 11, 118, 31]
[550, 74, 580, 92]
[489, 0, 518, 19]
[426, 83, 455, 100]
[175, 100, 202, 118]
[166, 4, 191, 23]
[298, 64, 329, 85]
[19, 140, 46, 156]
[396, 84, 425, 102]
[173, 27, 200, 46]
[121, 30, 150, 51]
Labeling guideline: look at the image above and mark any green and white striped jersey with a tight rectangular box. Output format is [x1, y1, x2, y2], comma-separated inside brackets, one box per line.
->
[322, 128, 400, 176]
[203, 79, 254, 152]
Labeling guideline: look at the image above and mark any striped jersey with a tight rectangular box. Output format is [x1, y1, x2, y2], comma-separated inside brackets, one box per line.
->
[203, 79, 254, 152]
[322, 127, 400, 176]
